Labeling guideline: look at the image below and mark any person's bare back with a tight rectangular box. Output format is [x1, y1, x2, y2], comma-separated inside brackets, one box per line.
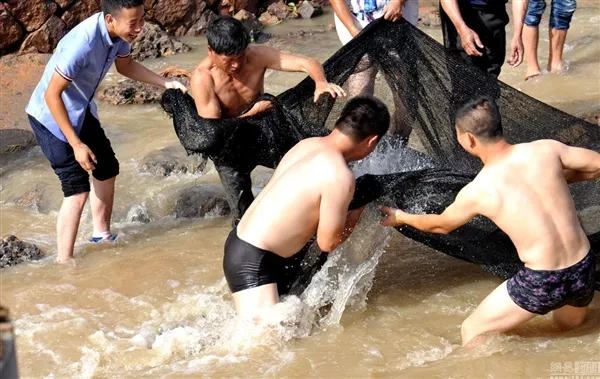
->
[238, 138, 354, 257]
[222, 96, 390, 316]
[466, 140, 590, 270]
[381, 96, 600, 345]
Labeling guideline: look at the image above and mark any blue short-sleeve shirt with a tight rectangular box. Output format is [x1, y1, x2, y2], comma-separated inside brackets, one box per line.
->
[26, 12, 131, 142]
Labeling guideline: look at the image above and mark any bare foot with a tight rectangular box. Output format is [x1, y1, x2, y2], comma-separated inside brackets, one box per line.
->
[548, 62, 563, 74]
[525, 70, 541, 81]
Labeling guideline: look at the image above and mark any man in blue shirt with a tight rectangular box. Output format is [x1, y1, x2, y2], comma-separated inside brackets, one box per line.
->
[26, 0, 186, 263]
[440, 0, 528, 78]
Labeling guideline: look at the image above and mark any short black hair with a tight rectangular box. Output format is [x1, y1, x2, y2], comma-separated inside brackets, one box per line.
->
[207, 16, 250, 55]
[335, 95, 390, 142]
[455, 95, 503, 141]
[103, 0, 143, 16]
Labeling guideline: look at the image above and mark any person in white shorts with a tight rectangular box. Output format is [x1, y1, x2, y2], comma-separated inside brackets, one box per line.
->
[331, 0, 419, 142]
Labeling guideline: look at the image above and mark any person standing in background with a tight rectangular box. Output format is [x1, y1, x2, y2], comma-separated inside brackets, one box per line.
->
[440, 0, 529, 78]
[330, 0, 419, 142]
[522, 0, 577, 80]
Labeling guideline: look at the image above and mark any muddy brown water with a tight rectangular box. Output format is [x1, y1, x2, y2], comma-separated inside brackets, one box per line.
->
[1, 4, 599, 378]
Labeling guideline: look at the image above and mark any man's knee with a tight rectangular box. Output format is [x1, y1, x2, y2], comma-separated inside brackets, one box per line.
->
[460, 318, 476, 346]
[59, 172, 91, 198]
[553, 309, 587, 330]
[525, 0, 547, 27]
[91, 156, 120, 182]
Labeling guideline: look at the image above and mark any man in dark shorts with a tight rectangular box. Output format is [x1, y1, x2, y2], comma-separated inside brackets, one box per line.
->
[440, 0, 528, 77]
[223, 96, 390, 317]
[381, 96, 599, 345]
[26, 0, 186, 262]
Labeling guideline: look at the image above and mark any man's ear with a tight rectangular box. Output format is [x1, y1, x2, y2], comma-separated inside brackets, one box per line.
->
[367, 135, 379, 148]
[467, 132, 476, 148]
[105, 13, 115, 25]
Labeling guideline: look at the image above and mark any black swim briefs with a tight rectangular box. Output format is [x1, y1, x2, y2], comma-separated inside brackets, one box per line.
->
[223, 228, 328, 296]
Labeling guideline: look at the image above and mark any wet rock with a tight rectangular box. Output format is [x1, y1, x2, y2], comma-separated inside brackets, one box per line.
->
[298, 1, 323, 19]
[234, 10, 264, 33]
[151, 0, 207, 36]
[138, 144, 208, 176]
[61, 0, 101, 29]
[55, 0, 76, 9]
[19, 16, 67, 54]
[267, 1, 297, 20]
[418, 9, 441, 28]
[259, 11, 280, 26]
[264, 28, 332, 50]
[218, 0, 251, 15]
[0, 4, 23, 52]
[4, 0, 57, 32]
[126, 204, 151, 224]
[130, 23, 191, 61]
[0, 235, 45, 269]
[98, 67, 191, 105]
[14, 186, 44, 211]
[0, 129, 37, 154]
[186, 10, 218, 36]
[174, 183, 231, 219]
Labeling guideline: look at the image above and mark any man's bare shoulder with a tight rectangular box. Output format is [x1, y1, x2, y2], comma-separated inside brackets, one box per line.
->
[518, 139, 565, 155]
[246, 45, 280, 67]
[191, 62, 216, 92]
[313, 149, 354, 183]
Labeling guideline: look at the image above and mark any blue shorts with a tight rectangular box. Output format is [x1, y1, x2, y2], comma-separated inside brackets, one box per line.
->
[28, 109, 119, 197]
[525, 0, 577, 30]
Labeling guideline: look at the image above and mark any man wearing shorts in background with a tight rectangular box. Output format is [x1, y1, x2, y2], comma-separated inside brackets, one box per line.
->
[26, 0, 186, 262]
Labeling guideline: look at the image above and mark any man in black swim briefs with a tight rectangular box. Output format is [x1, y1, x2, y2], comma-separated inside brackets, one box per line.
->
[381, 96, 600, 346]
[223, 95, 390, 316]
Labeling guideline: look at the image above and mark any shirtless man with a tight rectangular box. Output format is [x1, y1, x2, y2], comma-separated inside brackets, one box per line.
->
[191, 16, 345, 225]
[380, 96, 600, 346]
[223, 96, 390, 316]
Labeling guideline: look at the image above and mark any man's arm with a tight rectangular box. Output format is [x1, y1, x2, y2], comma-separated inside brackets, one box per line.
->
[440, 0, 484, 57]
[258, 46, 346, 102]
[316, 168, 361, 252]
[507, 0, 528, 67]
[44, 73, 97, 171]
[190, 70, 221, 118]
[330, 0, 361, 37]
[114, 57, 187, 92]
[380, 184, 479, 234]
[554, 141, 600, 183]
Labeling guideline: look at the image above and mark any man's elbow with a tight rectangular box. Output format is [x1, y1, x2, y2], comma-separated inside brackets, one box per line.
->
[44, 88, 60, 105]
[431, 226, 452, 234]
[316, 236, 340, 253]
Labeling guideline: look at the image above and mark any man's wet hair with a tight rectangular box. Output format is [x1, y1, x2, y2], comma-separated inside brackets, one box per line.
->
[207, 16, 250, 56]
[455, 95, 503, 141]
[335, 95, 390, 142]
[103, 0, 143, 16]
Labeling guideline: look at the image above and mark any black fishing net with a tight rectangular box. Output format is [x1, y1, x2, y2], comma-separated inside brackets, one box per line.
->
[161, 18, 600, 290]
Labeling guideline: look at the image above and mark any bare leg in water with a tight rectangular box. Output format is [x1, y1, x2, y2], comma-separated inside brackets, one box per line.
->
[523, 25, 542, 80]
[347, 56, 410, 142]
[57, 192, 89, 262]
[548, 28, 568, 74]
[90, 176, 116, 237]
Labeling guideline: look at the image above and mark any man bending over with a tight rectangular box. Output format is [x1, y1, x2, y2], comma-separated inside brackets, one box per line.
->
[381, 96, 599, 346]
[224, 96, 390, 316]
